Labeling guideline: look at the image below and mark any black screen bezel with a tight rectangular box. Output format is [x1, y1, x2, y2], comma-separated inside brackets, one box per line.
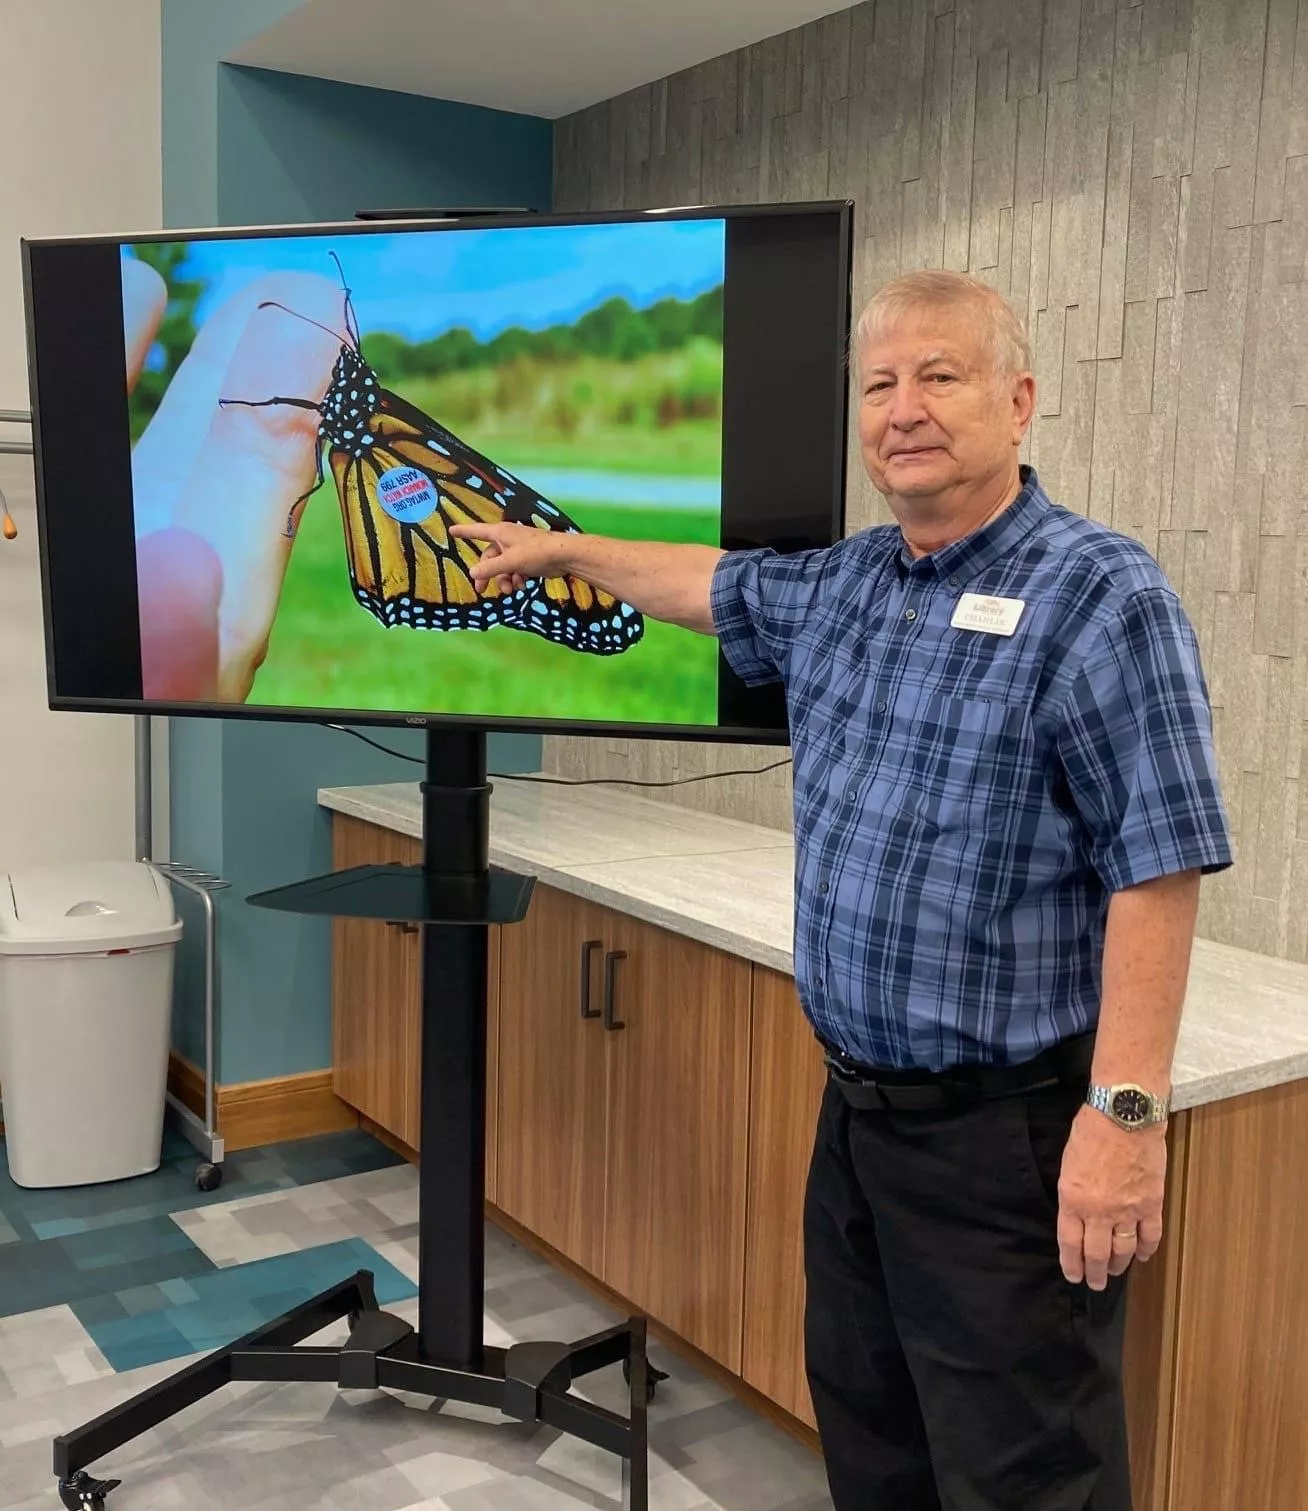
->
[22, 200, 852, 745]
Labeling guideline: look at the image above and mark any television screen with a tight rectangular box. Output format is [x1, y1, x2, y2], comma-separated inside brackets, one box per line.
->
[22, 202, 851, 742]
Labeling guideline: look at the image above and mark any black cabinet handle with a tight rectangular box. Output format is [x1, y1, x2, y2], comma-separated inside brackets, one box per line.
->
[602, 949, 628, 1030]
[579, 938, 603, 1019]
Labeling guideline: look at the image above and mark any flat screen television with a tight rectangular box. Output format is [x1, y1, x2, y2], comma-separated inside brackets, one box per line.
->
[21, 201, 852, 744]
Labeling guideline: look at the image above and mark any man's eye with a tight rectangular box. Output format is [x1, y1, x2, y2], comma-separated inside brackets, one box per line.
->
[927, 373, 956, 384]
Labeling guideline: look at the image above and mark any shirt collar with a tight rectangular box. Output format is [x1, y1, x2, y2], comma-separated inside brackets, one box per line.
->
[895, 465, 1050, 583]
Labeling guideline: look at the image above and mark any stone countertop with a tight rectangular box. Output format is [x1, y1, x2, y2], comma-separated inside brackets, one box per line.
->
[320, 780, 1308, 1113]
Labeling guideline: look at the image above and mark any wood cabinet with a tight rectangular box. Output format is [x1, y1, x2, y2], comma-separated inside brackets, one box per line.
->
[741, 967, 826, 1428]
[330, 812, 1308, 1511]
[496, 885, 612, 1275]
[331, 817, 422, 1145]
[329, 813, 500, 1195]
[496, 885, 752, 1370]
[600, 909, 751, 1371]
[1165, 1082, 1308, 1511]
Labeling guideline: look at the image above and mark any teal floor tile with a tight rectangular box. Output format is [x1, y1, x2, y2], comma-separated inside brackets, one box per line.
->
[72, 1239, 417, 1372]
[0, 1127, 403, 1245]
[0, 1215, 217, 1319]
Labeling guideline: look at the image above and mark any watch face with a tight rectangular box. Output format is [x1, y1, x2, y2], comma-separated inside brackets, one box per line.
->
[1112, 1088, 1152, 1125]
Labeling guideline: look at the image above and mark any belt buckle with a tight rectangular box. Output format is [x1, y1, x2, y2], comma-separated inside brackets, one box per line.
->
[824, 1054, 891, 1111]
[823, 1049, 862, 1082]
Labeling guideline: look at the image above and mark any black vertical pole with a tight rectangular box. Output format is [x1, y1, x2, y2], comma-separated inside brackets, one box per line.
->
[417, 729, 490, 1370]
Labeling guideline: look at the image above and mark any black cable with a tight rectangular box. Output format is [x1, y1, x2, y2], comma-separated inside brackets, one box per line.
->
[492, 759, 794, 789]
[324, 723, 792, 788]
[325, 724, 425, 764]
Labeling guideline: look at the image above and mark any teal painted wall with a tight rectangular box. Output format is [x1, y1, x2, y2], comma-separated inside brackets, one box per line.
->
[161, 5, 551, 1081]
[161, 0, 305, 231]
[217, 65, 550, 225]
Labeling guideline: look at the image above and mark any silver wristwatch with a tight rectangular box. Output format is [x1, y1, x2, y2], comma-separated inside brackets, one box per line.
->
[1085, 1082, 1170, 1130]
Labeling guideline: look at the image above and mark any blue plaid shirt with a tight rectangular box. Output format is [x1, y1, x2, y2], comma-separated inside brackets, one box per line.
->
[711, 466, 1234, 1071]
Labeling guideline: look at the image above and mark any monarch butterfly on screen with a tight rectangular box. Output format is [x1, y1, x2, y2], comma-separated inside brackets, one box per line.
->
[219, 252, 644, 657]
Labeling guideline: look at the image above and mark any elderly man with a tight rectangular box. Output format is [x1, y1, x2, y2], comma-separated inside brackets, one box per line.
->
[451, 270, 1233, 1511]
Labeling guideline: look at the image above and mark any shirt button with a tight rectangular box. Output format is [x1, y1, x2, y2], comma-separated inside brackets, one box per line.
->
[875, 700, 887, 713]
[905, 608, 918, 622]
[948, 575, 960, 588]
[819, 878, 830, 894]
[815, 975, 824, 989]
[845, 790, 857, 805]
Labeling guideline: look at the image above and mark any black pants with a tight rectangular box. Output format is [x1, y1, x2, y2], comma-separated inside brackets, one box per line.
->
[803, 1075, 1133, 1511]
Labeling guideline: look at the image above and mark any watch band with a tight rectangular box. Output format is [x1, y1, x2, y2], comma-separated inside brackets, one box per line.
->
[1086, 1082, 1171, 1129]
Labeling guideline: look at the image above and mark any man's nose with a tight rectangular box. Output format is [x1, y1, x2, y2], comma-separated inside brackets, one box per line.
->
[886, 380, 928, 429]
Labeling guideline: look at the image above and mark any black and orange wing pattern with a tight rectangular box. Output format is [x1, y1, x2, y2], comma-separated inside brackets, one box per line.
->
[222, 256, 645, 657]
[319, 347, 644, 656]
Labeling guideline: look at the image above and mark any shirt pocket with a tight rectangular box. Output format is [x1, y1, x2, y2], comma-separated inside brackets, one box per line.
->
[890, 692, 1035, 835]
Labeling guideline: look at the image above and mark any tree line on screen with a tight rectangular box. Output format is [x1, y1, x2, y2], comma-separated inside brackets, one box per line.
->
[125, 241, 723, 444]
[362, 285, 723, 379]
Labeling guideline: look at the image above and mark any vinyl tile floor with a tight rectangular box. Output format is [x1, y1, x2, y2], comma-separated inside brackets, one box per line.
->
[0, 1129, 832, 1509]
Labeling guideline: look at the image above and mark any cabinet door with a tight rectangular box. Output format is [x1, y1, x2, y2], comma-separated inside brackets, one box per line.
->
[601, 911, 751, 1372]
[1165, 1082, 1308, 1511]
[496, 884, 610, 1276]
[332, 816, 421, 1144]
[402, 924, 503, 1170]
[331, 816, 500, 1192]
[741, 967, 825, 1428]
[485, 924, 501, 1204]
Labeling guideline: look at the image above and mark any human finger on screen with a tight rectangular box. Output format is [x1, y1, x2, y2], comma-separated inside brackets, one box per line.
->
[121, 257, 167, 392]
[121, 258, 223, 701]
[137, 528, 223, 701]
[150, 273, 344, 702]
[132, 271, 341, 541]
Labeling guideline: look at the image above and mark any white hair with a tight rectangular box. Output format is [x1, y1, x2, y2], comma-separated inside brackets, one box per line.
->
[853, 270, 1033, 382]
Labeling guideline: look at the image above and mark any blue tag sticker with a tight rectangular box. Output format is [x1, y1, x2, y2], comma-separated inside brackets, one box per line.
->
[376, 466, 439, 525]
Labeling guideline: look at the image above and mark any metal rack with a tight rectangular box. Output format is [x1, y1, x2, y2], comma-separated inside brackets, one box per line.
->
[0, 406, 33, 455]
[152, 863, 229, 1188]
[0, 409, 30, 542]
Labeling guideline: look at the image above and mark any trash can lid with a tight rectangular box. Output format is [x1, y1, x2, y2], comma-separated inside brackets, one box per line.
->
[0, 861, 183, 955]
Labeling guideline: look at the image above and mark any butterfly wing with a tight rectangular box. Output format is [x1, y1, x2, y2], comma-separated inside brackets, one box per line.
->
[355, 390, 644, 655]
[330, 431, 525, 633]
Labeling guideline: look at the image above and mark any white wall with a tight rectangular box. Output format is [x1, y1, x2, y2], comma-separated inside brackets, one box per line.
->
[0, 0, 163, 870]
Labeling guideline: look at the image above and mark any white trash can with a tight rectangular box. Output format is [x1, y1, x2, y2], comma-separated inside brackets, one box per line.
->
[0, 860, 183, 1188]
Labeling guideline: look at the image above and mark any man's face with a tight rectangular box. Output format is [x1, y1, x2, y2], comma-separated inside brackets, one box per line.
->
[856, 308, 1032, 506]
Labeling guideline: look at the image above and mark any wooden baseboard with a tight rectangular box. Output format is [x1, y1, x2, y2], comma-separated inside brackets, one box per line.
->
[168, 1052, 359, 1153]
[357, 1114, 418, 1164]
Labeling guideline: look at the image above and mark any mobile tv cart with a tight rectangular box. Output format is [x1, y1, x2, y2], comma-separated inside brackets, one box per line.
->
[52, 730, 651, 1510]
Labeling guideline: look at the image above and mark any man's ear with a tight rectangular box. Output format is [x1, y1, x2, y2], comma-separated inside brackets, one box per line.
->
[1010, 372, 1036, 442]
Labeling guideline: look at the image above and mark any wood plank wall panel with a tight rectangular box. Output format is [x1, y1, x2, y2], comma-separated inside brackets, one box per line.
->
[548, 0, 1308, 964]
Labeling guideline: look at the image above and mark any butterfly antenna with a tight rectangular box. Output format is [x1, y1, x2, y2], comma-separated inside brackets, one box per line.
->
[328, 251, 362, 350]
[254, 300, 350, 347]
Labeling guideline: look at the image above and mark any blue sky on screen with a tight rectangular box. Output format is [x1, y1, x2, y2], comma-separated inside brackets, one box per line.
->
[123, 220, 726, 346]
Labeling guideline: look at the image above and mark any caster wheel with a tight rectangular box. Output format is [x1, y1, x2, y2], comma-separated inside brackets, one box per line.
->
[194, 1163, 223, 1193]
[58, 1471, 122, 1510]
[622, 1356, 668, 1403]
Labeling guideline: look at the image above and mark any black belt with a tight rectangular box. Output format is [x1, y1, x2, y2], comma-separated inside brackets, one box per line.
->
[822, 1031, 1096, 1113]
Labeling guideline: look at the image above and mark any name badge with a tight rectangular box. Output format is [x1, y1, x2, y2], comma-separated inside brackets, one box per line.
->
[950, 592, 1026, 637]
